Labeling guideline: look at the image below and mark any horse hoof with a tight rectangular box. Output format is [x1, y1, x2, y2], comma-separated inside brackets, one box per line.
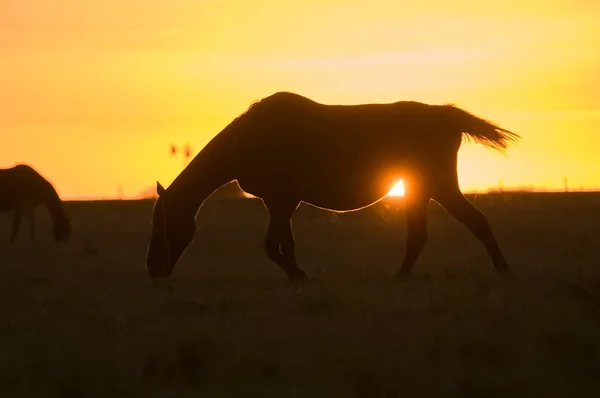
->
[498, 269, 514, 282]
[299, 275, 321, 285]
[288, 270, 307, 283]
[395, 271, 411, 279]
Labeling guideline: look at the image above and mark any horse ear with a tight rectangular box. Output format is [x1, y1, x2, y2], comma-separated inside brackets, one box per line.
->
[156, 181, 166, 196]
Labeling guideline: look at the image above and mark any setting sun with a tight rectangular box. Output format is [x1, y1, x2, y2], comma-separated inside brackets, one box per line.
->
[387, 180, 405, 197]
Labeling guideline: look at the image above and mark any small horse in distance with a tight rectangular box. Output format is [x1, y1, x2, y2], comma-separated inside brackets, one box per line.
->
[146, 92, 520, 282]
[0, 164, 71, 243]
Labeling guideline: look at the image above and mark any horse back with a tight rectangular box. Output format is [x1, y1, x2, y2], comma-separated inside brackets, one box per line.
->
[0, 165, 47, 211]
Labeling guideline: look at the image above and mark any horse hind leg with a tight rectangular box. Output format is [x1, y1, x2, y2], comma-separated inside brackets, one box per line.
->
[263, 198, 306, 281]
[432, 184, 512, 277]
[397, 188, 431, 278]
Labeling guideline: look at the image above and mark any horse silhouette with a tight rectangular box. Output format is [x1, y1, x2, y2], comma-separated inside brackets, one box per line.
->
[146, 92, 519, 281]
[0, 164, 71, 243]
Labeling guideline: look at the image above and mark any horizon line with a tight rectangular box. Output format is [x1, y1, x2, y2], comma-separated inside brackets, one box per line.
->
[62, 188, 600, 202]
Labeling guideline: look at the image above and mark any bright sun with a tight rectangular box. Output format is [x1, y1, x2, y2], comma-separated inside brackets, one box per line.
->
[387, 180, 405, 196]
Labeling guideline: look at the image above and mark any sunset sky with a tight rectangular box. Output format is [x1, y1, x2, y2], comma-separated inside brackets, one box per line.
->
[2, 0, 599, 199]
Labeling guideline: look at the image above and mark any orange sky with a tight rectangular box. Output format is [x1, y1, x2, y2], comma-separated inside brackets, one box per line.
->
[2, 0, 599, 199]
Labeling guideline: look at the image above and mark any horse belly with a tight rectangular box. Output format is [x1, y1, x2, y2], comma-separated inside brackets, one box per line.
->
[295, 168, 399, 212]
[235, 126, 404, 210]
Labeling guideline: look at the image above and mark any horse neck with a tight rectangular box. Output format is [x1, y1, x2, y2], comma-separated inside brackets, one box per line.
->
[41, 183, 67, 223]
[167, 142, 235, 217]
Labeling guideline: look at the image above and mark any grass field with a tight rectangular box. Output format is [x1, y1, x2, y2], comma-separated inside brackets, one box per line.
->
[1, 192, 600, 397]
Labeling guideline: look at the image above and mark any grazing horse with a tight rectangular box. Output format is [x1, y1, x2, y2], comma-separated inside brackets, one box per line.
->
[146, 92, 519, 281]
[0, 164, 71, 243]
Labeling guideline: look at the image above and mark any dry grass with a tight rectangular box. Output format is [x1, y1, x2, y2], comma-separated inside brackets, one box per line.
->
[1, 192, 600, 397]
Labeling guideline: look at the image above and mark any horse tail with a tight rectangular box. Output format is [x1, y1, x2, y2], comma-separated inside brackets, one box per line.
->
[444, 104, 520, 153]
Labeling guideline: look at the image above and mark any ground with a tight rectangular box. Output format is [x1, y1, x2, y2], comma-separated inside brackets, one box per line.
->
[1, 192, 600, 397]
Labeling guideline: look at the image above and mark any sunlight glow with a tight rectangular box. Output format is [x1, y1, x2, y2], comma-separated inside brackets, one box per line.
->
[387, 181, 405, 196]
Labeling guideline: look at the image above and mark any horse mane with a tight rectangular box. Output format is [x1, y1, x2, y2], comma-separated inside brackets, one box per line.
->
[229, 99, 262, 125]
[227, 92, 312, 126]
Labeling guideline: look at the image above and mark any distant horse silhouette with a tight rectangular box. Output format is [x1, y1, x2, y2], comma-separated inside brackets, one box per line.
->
[146, 92, 519, 281]
[0, 164, 71, 243]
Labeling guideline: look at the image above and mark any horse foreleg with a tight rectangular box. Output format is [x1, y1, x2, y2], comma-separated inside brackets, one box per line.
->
[397, 191, 430, 278]
[9, 213, 21, 243]
[19, 206, 35, 243]
[263, 199, 305, 281]
[29, 213, 35, 242]
[279, 218, 306, 280]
